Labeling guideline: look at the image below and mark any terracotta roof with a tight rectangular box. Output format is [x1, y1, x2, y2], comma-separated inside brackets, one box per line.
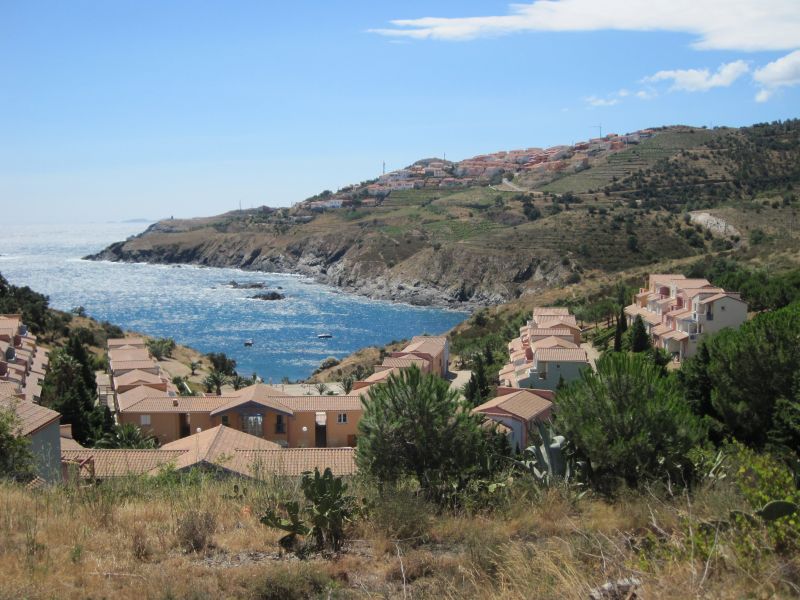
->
[698, 292, 745, 305]
[528, 328, 573, 339]
[278, 396, 364, 412]
[651, 324, 672, 336]
[229, 448, 357, 477]
[474, 389, 553, 422]
[0, 381, 22, 398]
[61, 449, 185, 477]
[535, 315, 579, 328]
[111, 360, 159, 373]
[107, 337, 146, 348]
[360, 368, 401, 384]
[230, 383, 288, 400]
[120, 395, 231, 413]
[161, 425, 280, 469]
[533, 307, 571, 316]
[531, 336, 577, 350]
[631, 309, 662, 325]
[60, 437, 84, 450]
[680, 287, 724, 299]
[109, 348, 151, 362]
[114, 369, 163, 386]
[210, 394, 295, 417]
[402, 336, 447, 356]
[535, 348, 589, 363]
[117, 386, 164, 411]
[0, 397, 60, 437]
[662, 330, 689, 341]
[379, 356, 430, 370]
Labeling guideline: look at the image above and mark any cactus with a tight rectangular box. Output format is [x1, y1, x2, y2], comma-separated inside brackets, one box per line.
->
[514, 422, 580, 486]
[260, 501, 310, 550]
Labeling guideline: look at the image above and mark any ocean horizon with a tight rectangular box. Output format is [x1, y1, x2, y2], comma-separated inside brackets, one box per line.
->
[0, 222, 468, 382]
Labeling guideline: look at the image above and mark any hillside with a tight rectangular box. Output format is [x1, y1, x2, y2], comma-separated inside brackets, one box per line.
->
[88, 121, 800, 307]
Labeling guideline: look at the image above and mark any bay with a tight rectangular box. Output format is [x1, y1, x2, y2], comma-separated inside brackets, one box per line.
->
[0, 223, 467, 382]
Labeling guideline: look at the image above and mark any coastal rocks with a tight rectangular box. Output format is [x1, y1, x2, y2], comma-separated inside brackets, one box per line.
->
[252, 292, 285, 301]
[228, 281, 267, 289]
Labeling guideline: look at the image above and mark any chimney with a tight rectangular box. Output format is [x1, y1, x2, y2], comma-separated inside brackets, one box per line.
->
[172, 399, 179, 407]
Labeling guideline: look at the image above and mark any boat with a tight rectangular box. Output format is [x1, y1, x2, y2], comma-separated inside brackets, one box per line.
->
[316, 333, 333, 339]
[244, 339, 254, 347]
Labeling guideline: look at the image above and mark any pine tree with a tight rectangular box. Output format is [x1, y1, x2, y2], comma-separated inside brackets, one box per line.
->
[629, 315, 650, 353]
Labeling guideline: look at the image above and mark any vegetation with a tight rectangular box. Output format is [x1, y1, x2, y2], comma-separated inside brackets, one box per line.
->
[357, 366, 507, 504]
[556, 352, 705, 491]
[0, 407, 35, 482]
[146, 337, 176, 360]
[95, 423, 159, 449]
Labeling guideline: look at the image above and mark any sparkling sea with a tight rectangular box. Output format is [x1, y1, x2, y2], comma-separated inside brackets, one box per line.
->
[0, 223, 467, 381]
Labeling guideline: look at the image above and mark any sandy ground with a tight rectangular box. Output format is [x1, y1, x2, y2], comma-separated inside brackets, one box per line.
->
[581, 342, 601, 369]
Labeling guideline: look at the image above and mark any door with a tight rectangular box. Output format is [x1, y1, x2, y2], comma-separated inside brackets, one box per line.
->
[315, 424, 327, 447]
[179, 413, 190, 438]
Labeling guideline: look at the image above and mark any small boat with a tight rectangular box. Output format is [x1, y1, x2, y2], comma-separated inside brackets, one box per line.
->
[244, 339, 254, 347]
[316, 333, 332, 339]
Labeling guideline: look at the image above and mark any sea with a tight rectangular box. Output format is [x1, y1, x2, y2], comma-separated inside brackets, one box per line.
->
[0, 223, 467, 382]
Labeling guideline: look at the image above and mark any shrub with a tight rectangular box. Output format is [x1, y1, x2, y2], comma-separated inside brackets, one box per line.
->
[556, 352, 706, 491]
[176, 510, 216, 553]
[369, 489, 433, 543]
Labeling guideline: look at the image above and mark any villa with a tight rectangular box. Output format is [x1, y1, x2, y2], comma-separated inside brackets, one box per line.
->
[473, 387, 554, 452]
[498, 308, 589, 391]
[624, 274, 747, 360]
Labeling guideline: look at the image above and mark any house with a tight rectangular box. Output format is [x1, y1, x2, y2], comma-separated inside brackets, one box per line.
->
[0, 394, 62, 483]
[499, 307, 590, 391]
[116, 383, 364, 448]
[473, 388, 554, 452]
[61, 425, 357, 481]
[391, 335, 450, 377]
[624, 274, 747, 360]
[0, 314, 49, 403]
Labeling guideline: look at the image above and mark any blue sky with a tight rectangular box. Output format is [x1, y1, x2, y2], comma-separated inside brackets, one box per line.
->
[2, 1, 798, 223]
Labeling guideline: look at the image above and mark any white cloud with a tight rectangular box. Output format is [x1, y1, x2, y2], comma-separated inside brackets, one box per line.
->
[636, 89, 658, 100]
[644, 60, 749, 91]
[753, 49, 800, 100]
[370, 1, 800, 52]
[585, 95, 619, 107]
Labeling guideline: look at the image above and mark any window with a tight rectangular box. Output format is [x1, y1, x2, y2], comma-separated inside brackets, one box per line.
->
[140, 414, 151, 426]
[243, 414, 263, 437]
[275, 414, 286, 434]
[337, 413, 348, 424]
[221, 415, 229, 426]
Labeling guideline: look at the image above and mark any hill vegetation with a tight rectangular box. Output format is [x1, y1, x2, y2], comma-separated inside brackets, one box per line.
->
[88, 120, 800, 308]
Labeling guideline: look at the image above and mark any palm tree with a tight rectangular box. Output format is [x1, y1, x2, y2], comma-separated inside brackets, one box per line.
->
[189, 361, 200, 376]
[341, 376, 354, 395]
[230, 374, 248, 391]
[95, 423, 158, 449]
[203, 370, 228, 395]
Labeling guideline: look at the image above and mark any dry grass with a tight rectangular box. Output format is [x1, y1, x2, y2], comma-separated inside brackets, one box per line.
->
[0, 474, 796, 599]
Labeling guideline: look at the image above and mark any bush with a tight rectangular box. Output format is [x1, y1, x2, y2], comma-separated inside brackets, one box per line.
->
[556, 352, 705, 491]
[251, 564, 334, 600]
[369, 489, 433, 543]
[176, 510, 216, 553]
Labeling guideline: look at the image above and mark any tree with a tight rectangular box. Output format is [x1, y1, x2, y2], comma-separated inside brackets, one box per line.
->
[357, 366, 504, 502]
[189, 361, 200, 376]
[678, 302, 800, 452]
[207, 352, 237, 376]
[41, 349, 107, 445]
[230, 375, 249, 391]
[95, 423, 158, 449]
[556, 352, 705, 490]
[629, 315, 650, 353]
[203, 370, 228, 395]
[341, 376, 354, 394]
[0, 406, 35, 482]
[463, 355, 491, 406]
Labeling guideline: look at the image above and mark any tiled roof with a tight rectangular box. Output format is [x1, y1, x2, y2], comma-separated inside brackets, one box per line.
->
[662, 330, 689, 341]
[360, 368, 401, 384]
[0, 381, 22, 398]
[528, 328, 573, 339]
[651, 324, 672, 336]
[60, 437, 85, 450]
[61, 449, 185, 477]
[532, 307, 571, 316]
[117, 386, 164, 411]
[474, 389, 553, 422]
[0, 397, 60, 436]
[161, 425, 280, 469]
[535, 348, 589, 363]
[229, 448, 357, 477]
[531, 336, 577, 350]
[379, 356, 430, 369]
[111, 360, 159, 373]
[279, 396, 364, 412]
[402, 336, 447, 356]
[120, 395, 231, 413]
[535, 315, 579, 328]
[210, 394, 295, 417]
[698, 292, 745, 305]
[114, 369, 163, 386]
[107, 337, 146, 348]
[109, 348, 151, 362]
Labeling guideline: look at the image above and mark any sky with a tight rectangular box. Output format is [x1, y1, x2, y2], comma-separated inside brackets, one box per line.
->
[1, 1, 798, 224]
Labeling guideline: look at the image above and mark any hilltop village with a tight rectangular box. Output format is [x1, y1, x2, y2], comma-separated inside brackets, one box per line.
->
[302, 129, 655, 210]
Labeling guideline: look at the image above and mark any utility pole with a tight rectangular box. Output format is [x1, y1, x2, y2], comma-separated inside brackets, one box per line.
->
[593, 124, 602, 139]
[382, 161, 385, 175]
